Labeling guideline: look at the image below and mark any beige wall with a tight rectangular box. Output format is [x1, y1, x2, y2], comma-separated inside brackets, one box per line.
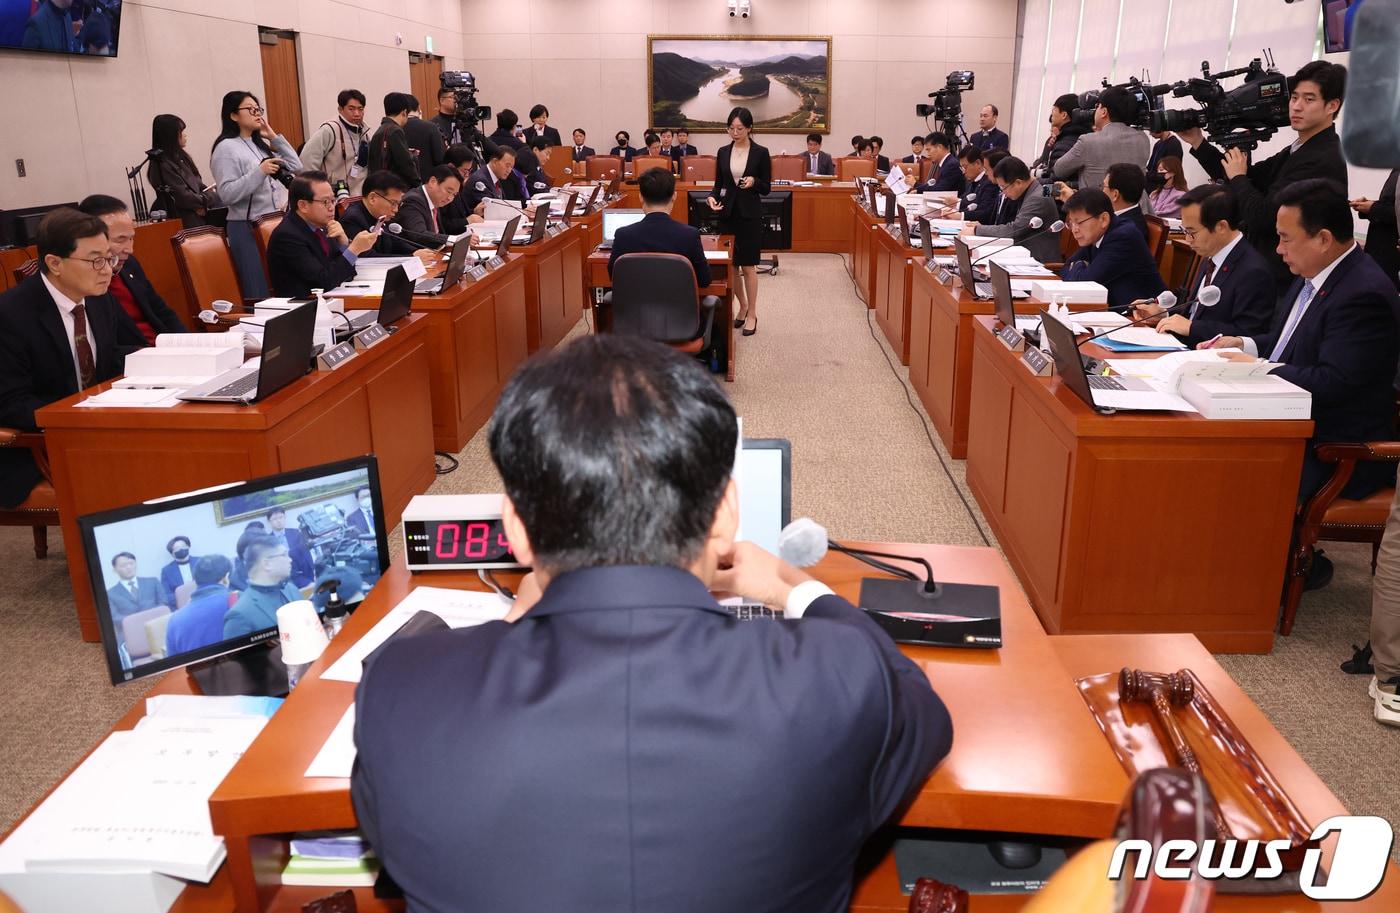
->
[458, 0, 1021, 158]
[0, 0, 468, 210]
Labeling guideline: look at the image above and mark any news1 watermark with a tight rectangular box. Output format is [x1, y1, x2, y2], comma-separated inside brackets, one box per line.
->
[1108, 816, 1394, 900]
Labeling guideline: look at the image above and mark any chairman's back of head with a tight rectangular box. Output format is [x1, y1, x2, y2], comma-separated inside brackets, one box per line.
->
[488, 336, 738, 576]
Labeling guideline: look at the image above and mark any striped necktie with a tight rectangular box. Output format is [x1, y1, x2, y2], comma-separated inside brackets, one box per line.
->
[1269, 280, 1316, 361]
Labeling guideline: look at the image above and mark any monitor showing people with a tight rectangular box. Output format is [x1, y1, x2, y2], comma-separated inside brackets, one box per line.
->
[81, 458, 387, 684]
[1, 0, 124, 56]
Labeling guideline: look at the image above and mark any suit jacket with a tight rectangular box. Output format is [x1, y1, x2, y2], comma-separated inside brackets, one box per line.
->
[489, 129, 524, 152]
[106, 576, 171, 624]
[1192, 125, 1349, 290]
[710, 142, 772, 221]
[1115, 205, 1148, 239]
[608, 212, 712, 287]
[1147, 134, 1184, 173]
[570, 144, 596, 162]
[969, 128, 1010, 152]
[916, 153, 964, 194]
[1247, 246, 1400, 443]
[348, 508, 374, 535]
[0, 275, 144, 507]
[280, 526, 316, 587]
[1169, 237, 1277, 347]
[973, 180, 1062, 264]
[522, 125, 562, 147]
[1062, 218, 1168, 310]
[340, 200, 419, 257]
[875, 154, 892, 174]
[1361, 170, 1399, 290]
[104, 254, 188, 335]
[159, 558, 199, 599]
[802, 150, 835, 176]
[960, 174, 1001, 223]
[22, 1, 71, 51]
[404, 117, 446, 183]
[393, 186, 449, 246]
[669, 143, 699, 159]
[368, 119, 420, 188]
[1053, 122, 1150, 193]
[462, 165, 506, 215]
[352, 565, 952, 913]
[609, 145, 636, 162]
[267, 211, 357, 299]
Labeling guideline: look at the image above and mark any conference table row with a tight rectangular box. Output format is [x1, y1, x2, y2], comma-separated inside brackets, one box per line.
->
[6, 543, 1394, 912]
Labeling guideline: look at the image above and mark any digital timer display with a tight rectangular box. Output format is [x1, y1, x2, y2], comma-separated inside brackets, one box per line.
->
[403, 518, 522, 568]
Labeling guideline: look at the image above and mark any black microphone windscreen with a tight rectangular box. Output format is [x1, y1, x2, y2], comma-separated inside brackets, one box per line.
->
[1340, 0, 1400, 168]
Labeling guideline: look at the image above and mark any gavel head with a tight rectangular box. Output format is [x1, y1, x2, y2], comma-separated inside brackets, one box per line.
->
[1119, 668, 1196, 707]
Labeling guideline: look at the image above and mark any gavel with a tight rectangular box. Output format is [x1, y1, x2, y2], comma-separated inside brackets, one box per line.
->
[1119, 668, 1232, 840]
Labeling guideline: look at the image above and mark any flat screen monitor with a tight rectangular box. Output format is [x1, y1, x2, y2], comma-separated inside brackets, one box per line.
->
[736, 438, 791, 555]
[0, 0, 124, 56]
[1323, 1, 1365, 53]
[602, 209, 645, 241]
[990, 261, 1016, 327]
[80, 456, 389, 686]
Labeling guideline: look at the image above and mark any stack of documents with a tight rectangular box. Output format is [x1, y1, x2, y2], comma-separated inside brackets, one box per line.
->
[1030, 280, 1108, 304]
[282, 834, 379, 887]
[1093, 326, 1187, 352]
[76, 387, 182, 408]
[122, 332, 244, 381]
[1106, 349, 1277, 391]
[353, 256, 427, 282]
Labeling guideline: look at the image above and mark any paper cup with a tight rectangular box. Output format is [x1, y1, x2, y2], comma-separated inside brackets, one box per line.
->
[278, 599, 330, 665]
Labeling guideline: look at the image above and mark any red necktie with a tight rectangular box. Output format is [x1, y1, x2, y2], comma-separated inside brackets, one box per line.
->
[315, 228, 331, 257]
[431, 204, 439, 233]
[72, 302, 95, 387]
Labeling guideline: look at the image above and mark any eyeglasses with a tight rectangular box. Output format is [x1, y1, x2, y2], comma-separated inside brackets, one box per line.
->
[311, 197, 337, 208]
[1068, 216, 1099, 229]
[238, 106, 265, 116]
[1181, 227, 1200, 238]
[728, 124, 748, 133]
[62, 255, 119, 271]
[369, 192, 402, 211]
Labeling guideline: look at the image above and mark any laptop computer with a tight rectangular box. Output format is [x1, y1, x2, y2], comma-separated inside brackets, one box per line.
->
[990, 262, 1037, 344]
[413, 241, 472, 295]
[556, 191, 580, 226]
[597, 209, 646, 250]
[955, 237, 996, 299]
[513, 202, 551, 245]
[736, 438, 791, 555]
[1038, 309, 1187, 413]
[494, 215, 520, 259]
[347, 265, 413, 333]
[179, 301, 317, 404]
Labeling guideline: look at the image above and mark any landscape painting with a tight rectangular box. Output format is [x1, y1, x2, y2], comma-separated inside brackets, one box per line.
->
[648, 36, 831, 133]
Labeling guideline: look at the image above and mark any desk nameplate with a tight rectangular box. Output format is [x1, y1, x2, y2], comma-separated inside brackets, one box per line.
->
[996, 324, 1025, 352]
[485, 255, 506, 272]
[353, 322, 390, 350]
[1021, 346, 1053, 376]
[317, 340, 358, 371]
[464, 264, 489, 283]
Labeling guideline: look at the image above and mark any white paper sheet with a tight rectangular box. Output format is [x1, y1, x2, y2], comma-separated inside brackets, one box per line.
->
[319, 586, 511, 684]
[305, 706, 357, 778]
[75, 388, 182, 408]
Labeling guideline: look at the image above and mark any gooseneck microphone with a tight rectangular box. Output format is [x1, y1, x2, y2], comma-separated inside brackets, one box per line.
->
[385, 222, 445, 250]
[777, 518, 938, 594]
[967, 217, 1066, 269]
[1074, 286, 1221, 347]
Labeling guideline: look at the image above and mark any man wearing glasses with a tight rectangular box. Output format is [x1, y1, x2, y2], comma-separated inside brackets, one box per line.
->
[0, 207, 146, 509]
[339, 170, 439, 261]
[222, 535, 304, 638]
[267, 170, 379, 298]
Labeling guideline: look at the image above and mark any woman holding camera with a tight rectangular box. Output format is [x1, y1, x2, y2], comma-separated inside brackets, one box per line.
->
[211, 90, 302, 297]
[707, 106, 770, 336]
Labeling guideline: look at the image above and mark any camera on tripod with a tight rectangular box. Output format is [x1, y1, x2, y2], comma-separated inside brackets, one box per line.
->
[1149, 52, 1290, 151]
[916, 70, 975, 120]
[1072, 77, 1168, 130]
[441, 70, 491, 129]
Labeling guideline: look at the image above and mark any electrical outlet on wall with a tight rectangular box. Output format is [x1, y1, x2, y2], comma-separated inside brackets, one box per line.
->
[15, 159, 25, 177]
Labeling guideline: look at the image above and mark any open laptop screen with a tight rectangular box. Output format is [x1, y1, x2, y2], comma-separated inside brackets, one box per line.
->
[736, 438, 792, 554]
[603, 209, 646, 241]
[990, 261, 1016, 327]
[1038, 310, 1096, 410]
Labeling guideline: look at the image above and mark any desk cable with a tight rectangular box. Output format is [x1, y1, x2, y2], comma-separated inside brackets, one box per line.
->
[836, 253, 991, 548]
[434, 451, 460, 475]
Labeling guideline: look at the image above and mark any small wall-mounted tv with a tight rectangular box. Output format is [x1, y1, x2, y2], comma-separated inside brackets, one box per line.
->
[1324, 0, 1366, 53]
[0, 0, 123, 57]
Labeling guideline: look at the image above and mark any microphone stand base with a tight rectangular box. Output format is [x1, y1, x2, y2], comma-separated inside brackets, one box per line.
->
[858, 577, 1002, 649]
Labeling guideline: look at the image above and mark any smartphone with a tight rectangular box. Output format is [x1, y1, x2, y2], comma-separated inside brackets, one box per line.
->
[372, 215, 389, 234]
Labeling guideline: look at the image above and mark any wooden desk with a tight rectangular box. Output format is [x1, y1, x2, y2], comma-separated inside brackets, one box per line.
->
[36, 315, 437, 642]
[963, 316, 1312, 652]
[872, 225, 920, 364]
[508, 222, 588, 353]
[585, 234, 737, 381]
[617, 182, 858, 253]
[851, 195, 880, 306]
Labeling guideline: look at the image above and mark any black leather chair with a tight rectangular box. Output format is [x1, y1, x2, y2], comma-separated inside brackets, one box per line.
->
[603, 253, 719, 355]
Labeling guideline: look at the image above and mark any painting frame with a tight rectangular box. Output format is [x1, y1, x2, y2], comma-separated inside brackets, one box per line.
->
[647, 35, 832, 135]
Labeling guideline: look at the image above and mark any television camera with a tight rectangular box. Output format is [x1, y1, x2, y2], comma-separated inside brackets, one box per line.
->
[916, 70, 975, 150]
[297, 505, 381, 587]
[1149, 52, 1290, 151]
[441, 70, 493, 160]
[1072, 76, 1169, 130]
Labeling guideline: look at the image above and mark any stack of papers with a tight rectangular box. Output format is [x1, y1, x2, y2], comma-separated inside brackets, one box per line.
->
[282, 834, 378, 887]
[1094, 326, 1187, 352]
[76, 388, 182, 408]
[1106, 349, 1271, 390]
[353, 256, 426, 282]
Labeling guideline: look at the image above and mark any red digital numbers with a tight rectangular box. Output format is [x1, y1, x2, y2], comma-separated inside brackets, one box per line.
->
[434, 523, 460, 559]
[430, 522, 513, 561]
[463, 522, 491, 558]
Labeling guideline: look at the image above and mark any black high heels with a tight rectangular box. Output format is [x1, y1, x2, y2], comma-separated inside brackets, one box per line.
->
[733, 310, 748, 329]
[742, 315, 758, 336]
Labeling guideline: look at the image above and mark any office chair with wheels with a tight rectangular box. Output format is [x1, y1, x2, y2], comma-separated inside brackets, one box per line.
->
[253, 212, 284, 289]
[631, 155, 674, 179]
[170, 225, 256, 326]
[12, 258, 38, 285]
[603, 253, 719, 356]
[0, 245, 36, 291]
[0, 428, 59, 559]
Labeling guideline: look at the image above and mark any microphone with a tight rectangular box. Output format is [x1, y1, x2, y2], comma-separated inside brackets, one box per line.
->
[1075, 286, 1221, 346]
[968, 218, 1065, 268]
[386, 222, 445, 250]
[777, 518, 938, 594]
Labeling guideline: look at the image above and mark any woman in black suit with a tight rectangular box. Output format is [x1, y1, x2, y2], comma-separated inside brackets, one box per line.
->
[609, 130, 636, 162]
[147, 113, 220, 226]
[707, 107, 770, 336]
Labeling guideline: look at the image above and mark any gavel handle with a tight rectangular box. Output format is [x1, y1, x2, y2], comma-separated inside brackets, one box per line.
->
[1151, 691, 1232, 840]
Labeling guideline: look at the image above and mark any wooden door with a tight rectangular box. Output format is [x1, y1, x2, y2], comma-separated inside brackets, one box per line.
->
[258, 29, 305, 151]
[408, 53, 445, 113]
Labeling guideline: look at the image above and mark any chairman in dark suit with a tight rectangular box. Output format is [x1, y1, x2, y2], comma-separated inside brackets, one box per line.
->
[1203, 180, 1400, 504]
[914, 132, 963, 194]
[78, 196, 187, 342]
[608, 168, 711, 287]
[1061, 188, 1167, 311]
[1182, 61, 1350, 291]
[391, 165, 463, 248]
[1135, 186, 1276, 347]
[268, 172, 378, 298]
[801, 133, 835, 176]
[0, 209, 145, 508]
[106, 552, 172, 627]
[352, 334, 952, 913]
[971, 157, 1063, 264]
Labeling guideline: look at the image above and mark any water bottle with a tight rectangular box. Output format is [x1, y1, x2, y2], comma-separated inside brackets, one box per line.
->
[323, 590, 348, 640]
[285, 661, 313, 690]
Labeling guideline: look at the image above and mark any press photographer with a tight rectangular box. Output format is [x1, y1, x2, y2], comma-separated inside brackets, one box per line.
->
[1051, 86, 1150, 196]
[1176, 59, 1349, 292]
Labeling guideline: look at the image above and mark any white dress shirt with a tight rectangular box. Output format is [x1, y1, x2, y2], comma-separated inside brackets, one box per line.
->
[784, 580, 836, 618]
[41, 273, 90, 389]
[1243, 243, 1357, 357]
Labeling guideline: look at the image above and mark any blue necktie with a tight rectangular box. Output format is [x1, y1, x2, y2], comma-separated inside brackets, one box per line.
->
[1269, 280, 1315, 361]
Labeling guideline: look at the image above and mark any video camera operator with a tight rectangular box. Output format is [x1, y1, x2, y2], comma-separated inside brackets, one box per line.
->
[1052, 86, 1150, 196]
[1179, 60, 1349, 292]
[1036, 94, 1089, 180]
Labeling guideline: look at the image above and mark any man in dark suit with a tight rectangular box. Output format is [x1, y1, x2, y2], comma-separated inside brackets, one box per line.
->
[266, 507, 315, 587]
[431, 87, 464, 147]
[267, 172, 378, 298]
[159, 535, 200, 598]
[801, 133, 835, 176]
[1135, 185, 1276, 348]
[1103, 162, 1149, 239]
[608, 168, 711, 287]
[352, 334, 953, 913]
[0, 208, 145, 508]
[347, 486, 376, 535]
[1061, 188, 1167, 311]
[669, 128, 698, 160]
[404, 100, 446, 184]
[391, 164, 462, 247]
[569, 128, 595, 162]
[489, 109, 525, 152]
[461, 147, 516, 218]
[901, 136, 925, 164]
[1182, 60, 1350, 291]
[1353, 169, 1399, 290]
[869, 135, 891, 174]
[968, 104, 1010, 152]
[522, 105, 562, 147]
[368, 93, 421, 189]
[106, 552, 172, 631]
[1203, 180, 1400, 504]
[956, 146, 1000, 223]
[78, 196, 187, 342]
[513, 138, 554, 197]
[22, 0, 74, 51]
[340, 170, 440, 261]
[914, 132, 964, 194]
[971, 157, 1062, 264]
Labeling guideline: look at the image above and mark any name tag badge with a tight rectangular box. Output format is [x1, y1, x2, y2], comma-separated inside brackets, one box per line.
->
[719, 188, 727, 198]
